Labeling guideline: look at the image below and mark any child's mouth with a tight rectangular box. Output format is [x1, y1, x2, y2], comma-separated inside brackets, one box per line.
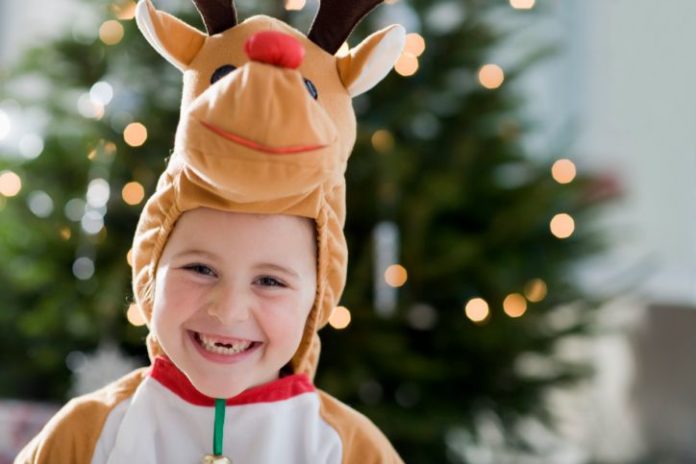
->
[191, 331, 260, 357]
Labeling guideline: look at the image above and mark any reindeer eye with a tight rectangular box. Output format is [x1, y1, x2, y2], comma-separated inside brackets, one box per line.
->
[211, 65, 237, 84]
[304, 78, 318, 100]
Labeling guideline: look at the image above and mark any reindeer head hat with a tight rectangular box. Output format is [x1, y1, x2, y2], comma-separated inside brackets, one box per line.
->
[131, 0, 405, 378]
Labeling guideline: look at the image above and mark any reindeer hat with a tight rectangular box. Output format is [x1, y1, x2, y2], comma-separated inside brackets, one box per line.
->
[131, 0, 405, 378]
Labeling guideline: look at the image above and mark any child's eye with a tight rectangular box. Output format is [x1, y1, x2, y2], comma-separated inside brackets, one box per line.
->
[183, 264, 217, 277]
[255, 276, 286, 288]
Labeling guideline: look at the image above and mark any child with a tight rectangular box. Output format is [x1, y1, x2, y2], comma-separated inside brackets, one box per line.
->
[16, 0, 406, 462]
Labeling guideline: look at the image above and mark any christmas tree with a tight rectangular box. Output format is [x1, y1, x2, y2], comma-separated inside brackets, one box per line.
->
[0, 0, 609, 461]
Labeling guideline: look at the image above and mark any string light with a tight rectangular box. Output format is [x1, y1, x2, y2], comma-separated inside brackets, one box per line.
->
[0, 170, 22, 197]
[552, 159, 577, 184]
[329, 306, 352, 330]
[384, 264, 408, 288]
[478, 64, 505, 89]
[124, 122, 148, 147]
[99, 20, 125, 45]
[126, 303, 146, 326]
[371, 129, 395, 153]
[404, 33, 426, 57]
[510, 0, 535, 9]
[122, 181, 145, 205]
[503, 293, 527, 318]
[284, 0, 306, 10]
[111, 1, 137, 20]
[550, 213, 575, 239]
[395, 53, 419, 77]
[60, 227, 72, 241]
[465, 298, 490, 323]
[524, 278, 547, 302]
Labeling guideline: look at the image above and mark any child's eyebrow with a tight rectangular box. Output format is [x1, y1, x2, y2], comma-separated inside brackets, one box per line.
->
[253, 262, 300, 279]
[172, 249, 219, 261]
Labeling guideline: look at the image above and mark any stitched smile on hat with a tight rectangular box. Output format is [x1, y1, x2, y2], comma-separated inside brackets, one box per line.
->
[200, 120, 327, 155]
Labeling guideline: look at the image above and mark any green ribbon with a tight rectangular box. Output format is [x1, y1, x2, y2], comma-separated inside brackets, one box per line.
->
[213, 398, 226, 456]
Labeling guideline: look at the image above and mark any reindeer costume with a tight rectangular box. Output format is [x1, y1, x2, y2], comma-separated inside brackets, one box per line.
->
[16, 0, 405, 463]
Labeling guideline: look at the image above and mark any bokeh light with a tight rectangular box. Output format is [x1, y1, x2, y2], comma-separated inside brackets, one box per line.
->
[0, 170, 22, 197]
[112, 1, 137, 20]
[124, 122, 148, 147]
[127, 303, 146, 326]
[478, 64, 505, 89]
[371, 129, 395, 153]
[465, 298, 490, 323]
[395, 53, 419, 77]
[503, 293, 527, 318]
[550, 213, 575, 239]
[524, 278, 547, 303]
[99, 20, 125, 45]
[405, 33, 426, 57]
[122, 181, 145, 205]
[284, 0, 306, 10]
[384, 264, 408, 288]
[510, 0, 535, 9]
[552, 159, 577, 184]
[60, 227, 72, 241]
[329, 306, 352, 330]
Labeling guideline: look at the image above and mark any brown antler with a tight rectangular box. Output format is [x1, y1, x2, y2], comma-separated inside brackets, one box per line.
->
[308, 0, 383, 54]
[191, 0, 238, 35]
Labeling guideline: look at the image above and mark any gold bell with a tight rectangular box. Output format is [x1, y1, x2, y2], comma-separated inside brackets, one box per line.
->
[202, 455, 232, 464]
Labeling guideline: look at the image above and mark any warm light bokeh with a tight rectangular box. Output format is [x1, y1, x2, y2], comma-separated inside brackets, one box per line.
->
[478, 64, 505, 89]
[124, 122, 148, 147]
[371, 129, 395, 153]
[384, 264, 408, 288]
[99, 20, 125, 45]
[405, 33, 426, 57]
[465, 298, 490, 323]
[550, 213, 575, 239]
[284, 0, 306, 10]
[0, 170, 22, 197]
[122, 181, 145, 205]
[510, 0, 535, 9]
[329, 306, 352, 330]
[552, 159, 577, 184]
[112, 1, 137, 20]
[395, 53, 419, 77]
[524, 278, 548, 303]
[503, 293, 527, 318]
[127, 303, 146, 327]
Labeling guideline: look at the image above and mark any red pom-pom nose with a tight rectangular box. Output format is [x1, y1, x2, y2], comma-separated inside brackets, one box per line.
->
[244, 31, 305, 69]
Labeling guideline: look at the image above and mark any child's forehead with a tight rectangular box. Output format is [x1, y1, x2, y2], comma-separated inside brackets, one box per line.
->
[166, 208, 316, 253]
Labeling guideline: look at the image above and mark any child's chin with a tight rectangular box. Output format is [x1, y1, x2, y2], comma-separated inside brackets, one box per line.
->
[195, 379, 247, 399]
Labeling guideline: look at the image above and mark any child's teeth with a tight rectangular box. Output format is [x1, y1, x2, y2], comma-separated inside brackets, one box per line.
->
[198, 333, 252, 355]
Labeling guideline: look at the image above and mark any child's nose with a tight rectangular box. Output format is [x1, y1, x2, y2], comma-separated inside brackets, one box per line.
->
[244, 30, 305, 69]
[207, 286, 251, 324]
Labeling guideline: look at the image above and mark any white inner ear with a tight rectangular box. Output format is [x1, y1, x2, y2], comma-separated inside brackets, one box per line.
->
[135, 0, 187, 70]
[347, 25, 406, 98]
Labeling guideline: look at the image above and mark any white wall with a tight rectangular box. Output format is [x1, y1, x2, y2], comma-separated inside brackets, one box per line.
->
[515, 0, 696, 307]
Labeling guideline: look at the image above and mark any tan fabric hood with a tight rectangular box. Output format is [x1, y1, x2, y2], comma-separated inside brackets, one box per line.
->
[131, 0, 405, 379]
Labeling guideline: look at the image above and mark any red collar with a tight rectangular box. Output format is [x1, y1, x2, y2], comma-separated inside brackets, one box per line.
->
[150, 356, 314, 407]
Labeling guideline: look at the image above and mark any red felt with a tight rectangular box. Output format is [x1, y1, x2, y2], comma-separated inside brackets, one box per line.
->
[150, 356, 315, 406]
[244, 31, 304, 69]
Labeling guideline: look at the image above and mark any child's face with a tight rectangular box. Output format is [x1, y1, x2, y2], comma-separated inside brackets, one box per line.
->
[152, 208, 317, 398]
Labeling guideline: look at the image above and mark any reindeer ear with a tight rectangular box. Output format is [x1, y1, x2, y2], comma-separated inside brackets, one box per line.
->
[135, 0, 206, 71]
[337, 25, 406, 98]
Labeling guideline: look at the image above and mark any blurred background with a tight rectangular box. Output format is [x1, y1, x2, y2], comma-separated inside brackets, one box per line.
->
[0, 0, 694, 463]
